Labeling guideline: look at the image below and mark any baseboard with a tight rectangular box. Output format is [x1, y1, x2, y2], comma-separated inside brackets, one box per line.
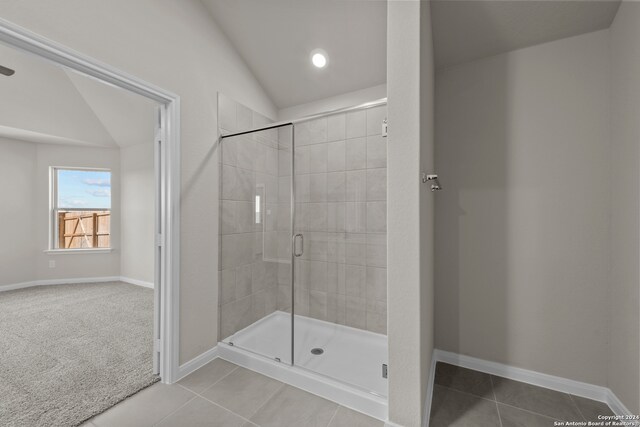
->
[433, 349, 633, 417]
[0, 276, 154, 292]
[605, 388, 636, 420]
[422, 351, 438, 427]
[119, 276, 154, 289]
[176, 346, 219, 382]
[0, 276, 121, 292]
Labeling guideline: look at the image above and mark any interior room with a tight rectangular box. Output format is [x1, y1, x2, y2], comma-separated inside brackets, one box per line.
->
[0, 40, 160, 426]
[0, 0, 639, 426]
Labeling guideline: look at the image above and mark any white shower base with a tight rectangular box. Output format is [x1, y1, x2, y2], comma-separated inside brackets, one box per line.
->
[218, 311, 388, 420]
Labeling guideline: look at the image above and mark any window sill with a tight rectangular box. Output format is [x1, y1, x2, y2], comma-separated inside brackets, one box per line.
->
[44, 248, 113, 255]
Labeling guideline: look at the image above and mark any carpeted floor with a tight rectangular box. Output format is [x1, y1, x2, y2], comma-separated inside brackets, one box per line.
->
[0, 282, 158, 427]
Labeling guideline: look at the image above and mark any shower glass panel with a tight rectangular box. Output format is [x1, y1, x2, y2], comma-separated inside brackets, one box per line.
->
[292, 106, 388, 398]
[219, 124, 293, 364]
[218, 94, 388, 399]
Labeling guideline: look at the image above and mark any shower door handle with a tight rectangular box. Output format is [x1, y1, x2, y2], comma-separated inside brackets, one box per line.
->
[293, 234, 304, 257]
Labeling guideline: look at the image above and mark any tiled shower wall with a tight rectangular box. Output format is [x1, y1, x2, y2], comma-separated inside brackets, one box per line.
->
[276, 106, 388, 334]
[219, 93, 387, 337]
[218, 93, 281, 340]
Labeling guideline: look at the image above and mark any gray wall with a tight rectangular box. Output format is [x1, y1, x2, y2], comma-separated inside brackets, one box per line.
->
[0, 138, 36, 287]
[120, 142, 155, 284]
[435, 29, 611, 386]
[0, 138, 122, 288]
[609, 1, 640, 414]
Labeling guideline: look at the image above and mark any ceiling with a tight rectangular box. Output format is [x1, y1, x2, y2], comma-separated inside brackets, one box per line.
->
[202, 0, 622, 107]
[431, 0, 622, 70]
[201, 0, 388, 109]
[0, 41, 157, 148]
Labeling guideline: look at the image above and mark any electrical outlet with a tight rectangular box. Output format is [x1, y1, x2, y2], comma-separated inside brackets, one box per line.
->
[49, 260, 56, 268]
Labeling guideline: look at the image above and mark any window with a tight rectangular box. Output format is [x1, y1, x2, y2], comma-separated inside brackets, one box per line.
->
[51, 168, 111, 250]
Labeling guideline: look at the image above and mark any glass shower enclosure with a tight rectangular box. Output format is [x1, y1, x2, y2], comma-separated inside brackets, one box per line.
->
[218, 93, 388, 398]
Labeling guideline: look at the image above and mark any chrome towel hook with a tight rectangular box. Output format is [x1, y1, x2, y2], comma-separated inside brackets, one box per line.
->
[422, 173, 442, 191]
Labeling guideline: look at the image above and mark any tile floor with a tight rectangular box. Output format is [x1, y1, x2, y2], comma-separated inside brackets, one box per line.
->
[81, 358, 384, 427]
[430, 362, 616, 426]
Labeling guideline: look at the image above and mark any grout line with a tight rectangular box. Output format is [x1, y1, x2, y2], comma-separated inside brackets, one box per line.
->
[489, 374, 498, 401]
[193, 365, 239, 395]
[568, 394, 588, 422]
[184, 385, 263, 427]
[490, 376, 504, 427]
[150, 394, 198, 426]
[326, 405, 341, 427]
[436, 384, 496, 403]
[248, 383, 287, 422]
[494, 401, 562, 423]
[494, 401, 504, 427]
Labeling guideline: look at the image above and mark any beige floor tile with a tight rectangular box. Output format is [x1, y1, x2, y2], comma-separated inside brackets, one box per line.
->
[250, 385, 338, 427]
[492, 376, 583, 421]
[429, 385, 501, 427]
[201, 367, 284, 419]
[328, 406, 384, 427]
[91, 383, 195, 427]
[178, 359, 238, 393]
[156, 397, 250, 427]
[498, 404, 560, 427]
[570, 395, 615, 421]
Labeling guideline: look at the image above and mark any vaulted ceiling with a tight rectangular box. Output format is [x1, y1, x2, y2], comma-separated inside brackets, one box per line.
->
[201, 0, 388, 109]
[0, 41, 157, 148]
[432, 0, 622, 70]
[202, 0, 622, 111]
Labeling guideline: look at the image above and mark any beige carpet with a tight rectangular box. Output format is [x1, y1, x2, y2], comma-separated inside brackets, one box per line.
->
[0, 282, 158, 427]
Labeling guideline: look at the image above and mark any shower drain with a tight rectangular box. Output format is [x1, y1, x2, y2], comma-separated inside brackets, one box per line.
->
[311, 348, 324, 355]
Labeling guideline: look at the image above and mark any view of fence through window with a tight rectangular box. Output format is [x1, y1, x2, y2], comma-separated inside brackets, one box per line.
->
[53, 168, 111, 249]
[57, 211, 110, 248]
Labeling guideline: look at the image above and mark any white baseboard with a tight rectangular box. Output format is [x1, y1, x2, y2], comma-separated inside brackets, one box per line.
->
[605, 388, 636, 419]
[0, 276, 154, 292]
[422, 351, 438, 427]
[433, 349, 634, 417]
[119, 276, 154, 289]
[0, 276, 121, 292]
[176, 346, 219, 382]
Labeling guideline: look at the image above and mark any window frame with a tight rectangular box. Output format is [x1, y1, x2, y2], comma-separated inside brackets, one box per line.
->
[49, 166, 113, 252]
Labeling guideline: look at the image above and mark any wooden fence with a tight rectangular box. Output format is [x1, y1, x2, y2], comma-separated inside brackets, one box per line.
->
[58, 211, 110, 249]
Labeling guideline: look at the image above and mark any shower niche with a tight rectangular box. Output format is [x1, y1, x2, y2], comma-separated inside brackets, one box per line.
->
[217, 93, 388, 417]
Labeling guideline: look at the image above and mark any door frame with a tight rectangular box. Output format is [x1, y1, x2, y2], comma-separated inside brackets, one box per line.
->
[0, 18, 182, 383]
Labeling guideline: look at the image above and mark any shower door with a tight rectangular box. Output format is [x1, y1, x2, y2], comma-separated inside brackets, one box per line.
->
[218, 97, 388, 397]
[291, 108, 389, 398]
[219, 124, 293, 364]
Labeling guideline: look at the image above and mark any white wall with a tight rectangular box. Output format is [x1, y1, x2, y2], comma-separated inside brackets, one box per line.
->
[0, 0, 277, 363]
[278, 84, 386, 120]
[0, 139, 121, 286]
[609, 1, 640, 414]
[387, 1, 434, 425]
[435, 30, 611, 386]
[120, 143, 155, 284]
[35, 144, 121, 281]
[0, 138, 36, 287]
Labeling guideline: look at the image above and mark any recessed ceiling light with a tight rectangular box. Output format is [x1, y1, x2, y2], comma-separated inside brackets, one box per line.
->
[311, 50, 327, 68]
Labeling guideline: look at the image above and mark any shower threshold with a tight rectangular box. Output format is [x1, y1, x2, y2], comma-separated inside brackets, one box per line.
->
[218, 311, 388, 421]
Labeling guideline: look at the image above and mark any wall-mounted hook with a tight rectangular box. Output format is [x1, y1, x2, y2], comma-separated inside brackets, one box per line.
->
[421, 173, 442, 191]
